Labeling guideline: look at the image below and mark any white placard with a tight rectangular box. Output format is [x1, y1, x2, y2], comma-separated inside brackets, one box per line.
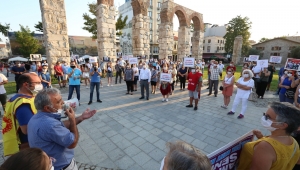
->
[248, 55, 259, 61]
[184, 57, 195, 67]
[257, 60, 269, 68]
[30, 54, 42, 61]
[243, 57, 249, 62]
[122, 56, 129, 60]
[160, 73, 172, 82]
[89, 57, 98, 63]
[129, 57, 138, 64]
[269, 56, 282, 63]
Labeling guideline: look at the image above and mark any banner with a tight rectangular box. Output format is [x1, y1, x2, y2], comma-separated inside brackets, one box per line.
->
[248, 55, 259, 61]
[270, 56, 282, 63]
[129, 57, 138, 64]
[122, 56, 129, 60]
[208, 131, 254, 170]
[285, 58, 300, 70]
[184, 57, 195, 67]
[160, 73, 172, 82]
[89, 57, 98, 63]
[103, 56, 110, 62]
[257, 60, 269, 68]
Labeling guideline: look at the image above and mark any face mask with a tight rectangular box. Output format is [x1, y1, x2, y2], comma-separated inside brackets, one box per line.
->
[143, 65, 146, 69]
[243, 74, 249, 78]
[196, 69, 199, 72]
[230, 64, 233, 66]
[28, 84, 43, 96]
[71, 66, 76, 69]
[191, 69, 195, 73]
[227, 72, 232, 75]
[163, 67, 167, 70]
[52, 106, 63, 115]
[287, 73, 292, 77]
[261, 116, 278, 132]
[43, 69, 47, 72]
[17, 64, 21, 66]
[284, 71, 288, 74]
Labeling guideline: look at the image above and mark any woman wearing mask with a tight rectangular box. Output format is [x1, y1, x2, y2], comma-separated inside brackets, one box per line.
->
[82, 64, 90, 89]
[279, 70, 295, 103]
[221, 68, 235, 109]
[160, 64, 172, 102]
[240, 63, 249, 76]
[227, 69, 254, 119]
[256, 67, 270, 99]
[39, 65, 51, 88]
[170, 64, 177, 95]
[156, 62, 161, 90]
[106, 61, 113, 86]
[178, 65, 188, 91]
[124, 64, 134, 95]
[132, 64, 139, 91]
[150, 64, 158, 94]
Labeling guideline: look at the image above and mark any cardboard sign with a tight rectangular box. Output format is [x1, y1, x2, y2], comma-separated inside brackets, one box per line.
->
[248, 55, 259, 61]
[103, 56, 110, 62]
[285, 58, 300, 70]
[184, 57, 195, 67]
[122, 56, 129, 60]
[160, 73, 172, 82]
[243, 57, 249, 63]
[208, 131, 254, 170]
[30, 54, 42, 61]
[89, 57, 98, 63]
[257, 60, 269, 68]
[270, 56, 282, 63]
[129, 57, 138, 64]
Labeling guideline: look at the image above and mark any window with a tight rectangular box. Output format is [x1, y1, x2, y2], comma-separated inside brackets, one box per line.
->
[150, 23, 153, 30]
[256, 47, 265, 50]
[157, 14, 160, 21]
[203, 40, 205, 43]
[207, 46, 211, 52]
[149, 0, 153, 5]
[150, 34, 152, 40]
[289, 46, 296, 50]
[203, 46, 205, 50]
[271, 46, 281, 51]
[208, 39, 211, 43]
[218, 40, 219, 43]
[270, 53, 280, 56]
[148, 11, 152, 17]
[158, 2, 161, 8]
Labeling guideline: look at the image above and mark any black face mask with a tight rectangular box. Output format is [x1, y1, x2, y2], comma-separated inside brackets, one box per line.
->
[71, 66, 76, 69]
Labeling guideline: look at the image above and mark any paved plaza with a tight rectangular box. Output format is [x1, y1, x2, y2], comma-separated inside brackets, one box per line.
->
[0, 75, 276, 170]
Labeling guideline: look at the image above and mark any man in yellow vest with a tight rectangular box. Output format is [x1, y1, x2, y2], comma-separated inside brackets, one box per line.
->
[2, 72, 42, 156]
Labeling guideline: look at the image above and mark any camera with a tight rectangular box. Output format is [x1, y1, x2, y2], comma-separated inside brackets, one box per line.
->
[94, 67, 97, 71]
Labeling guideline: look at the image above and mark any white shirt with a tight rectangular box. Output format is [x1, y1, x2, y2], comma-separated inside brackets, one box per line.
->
[139, 68, 151, 82]
[218, 64, 224, 70]
[119, 60, 126, 67]
[0, 74, 8, 94]
[132, 67, 139, 76]
[236, 78, 254, 99]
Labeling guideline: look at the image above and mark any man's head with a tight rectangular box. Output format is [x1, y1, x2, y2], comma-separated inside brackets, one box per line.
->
[15, 61, 21, 67]
[70, 61, 76, 69]
[42, 65, 48, 73]
[230, 61, 234, 66]
[219, 61, 222, 64]
[93, 62, 98, 67]
[142, 62, 147, 69]
[34, 88, 63, 114]
[17, 72, 42, 96]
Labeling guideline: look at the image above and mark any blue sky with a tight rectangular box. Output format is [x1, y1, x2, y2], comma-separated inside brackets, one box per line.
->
[1, 0, 300, 43]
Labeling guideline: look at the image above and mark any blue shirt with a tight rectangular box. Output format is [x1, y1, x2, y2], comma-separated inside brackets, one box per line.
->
[31, 65, 37, 72]
[90, 67, 101, 82]
[67, 68, 82, 85]
[280, 77, 293, 94]
[62, 65, 69, 74]
[27, 111, 75, 170]
[11, 66, 25, 77]
[39, 72, 51, 88]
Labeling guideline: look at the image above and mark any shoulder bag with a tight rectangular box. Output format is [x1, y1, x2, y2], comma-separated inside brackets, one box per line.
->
[219, 76, 233, 91]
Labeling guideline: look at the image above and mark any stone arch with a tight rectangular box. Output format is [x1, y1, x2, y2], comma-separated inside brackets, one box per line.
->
[188, 13, 204, 60]
[189, 13, 204, 32]
[131, 0, 148, 17]
[172, 6, 189, 27]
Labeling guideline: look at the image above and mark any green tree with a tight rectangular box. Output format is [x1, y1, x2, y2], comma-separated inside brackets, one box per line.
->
[15, 25, 41, 57]
[0, 23, 10, 36]
[259, 37, 269, 43]
[290, 46, 300, 59]
[82, 2, 128, 38]
[224, 16, 252, 56]
[34, 21, 43, 32]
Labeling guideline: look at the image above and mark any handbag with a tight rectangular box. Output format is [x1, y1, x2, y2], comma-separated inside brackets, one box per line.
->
[285, 88, 296, 99]
[248, 90, 257, 102]
[220, 76, 233, 91]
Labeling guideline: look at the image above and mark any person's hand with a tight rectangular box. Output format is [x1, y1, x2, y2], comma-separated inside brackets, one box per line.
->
[65, 108, 76, 121]
[285, 86, 290, 89]
[81, 108, 96, 120]
[296, 102, 300, 108]
[253, 129, 263, 139]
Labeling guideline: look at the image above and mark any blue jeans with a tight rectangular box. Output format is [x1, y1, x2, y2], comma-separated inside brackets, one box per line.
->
[90, 82, 100, 101]
[279, 93, 294, 104]
[68, 85, 80, 101]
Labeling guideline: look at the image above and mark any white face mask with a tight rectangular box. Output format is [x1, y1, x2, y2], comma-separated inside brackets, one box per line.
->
[52, 107, 63, 115]
[191, 69, 195, 73]
[227, 72, 232, 75]
[230, 64, 233, 66]
[143, 65, 146, 69]
[287, 73, 292, 77]
[28, 84, 43, 96]
[17, 63, 21, 66]
[260, 116, 280, 132]
[50, 166, 54, 170]
[284, 71, 288, 74]
[213, 64, 217, 67]
[243, 74, 249, 78]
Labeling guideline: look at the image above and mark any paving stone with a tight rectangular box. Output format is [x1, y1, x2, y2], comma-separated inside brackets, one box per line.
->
[158, 132, 175, 141]
[139, 142, 156, 153]
[131, 136, 147, 147]
[132, 152, 152, 167]
[124, 145, 142, 157]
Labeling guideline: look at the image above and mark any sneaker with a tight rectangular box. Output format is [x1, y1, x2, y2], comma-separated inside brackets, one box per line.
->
[101, 85, 103, 88]
[186, 104, 193, 108]
[237, 114, 244, 119]
[194, 106, 198, 110]
[97, 100, 102, 103]
[86, 86, 88, 89]
[227, 111, 235, 115]
[107, 84, 110, 87]
[221, 105, 227, 109]
[162, 98, 165, 102]
[88, 101, 92, 105]
[153, 91, 156, 94]
[207, 93, 212, 96]
[165, 98, 169, 102]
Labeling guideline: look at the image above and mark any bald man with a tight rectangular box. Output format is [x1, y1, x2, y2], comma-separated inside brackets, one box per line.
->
[2, 72, 43, 156]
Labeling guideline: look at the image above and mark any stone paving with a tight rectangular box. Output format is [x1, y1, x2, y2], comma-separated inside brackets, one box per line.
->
[0, 75, 276, 169]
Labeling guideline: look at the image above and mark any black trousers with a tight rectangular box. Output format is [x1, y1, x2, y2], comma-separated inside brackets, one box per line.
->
[115, 71, 122, 84]
[256, 81, 268, 97]
[171, 81, 175, 91]
[179, 76, 186, 89]
[0, 93, 7, 111]
[126, 81, 133, 92]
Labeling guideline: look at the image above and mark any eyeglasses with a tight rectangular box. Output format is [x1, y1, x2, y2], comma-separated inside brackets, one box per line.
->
[29, 81, 41, 85]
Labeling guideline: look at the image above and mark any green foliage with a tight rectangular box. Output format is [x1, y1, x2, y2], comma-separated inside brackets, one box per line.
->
[116, 14, 128, 36]
[82, 2, 98, 39]
[259, 37, 269, 43]
[0, 23, 10, 36]
[34, 21, 43, 32]
[15, 25, 41, 57]
[290, 46, 300, 59]
[224, 15, 252, 56]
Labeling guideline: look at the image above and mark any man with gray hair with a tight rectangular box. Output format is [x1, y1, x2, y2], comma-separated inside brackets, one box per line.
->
[27, 88, 96, 170]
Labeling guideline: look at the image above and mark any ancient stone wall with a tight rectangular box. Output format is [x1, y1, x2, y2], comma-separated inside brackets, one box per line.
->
[39, 0, 70, 73]
[177, 26, 190, 59]
[96, 1, 116, 62]
[232, 35, 243, 65]
[158, 22, 173, 58]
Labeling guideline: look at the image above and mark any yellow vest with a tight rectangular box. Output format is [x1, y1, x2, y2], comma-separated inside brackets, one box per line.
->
[237, 136, 300, 170]
[2, 96, 37, 156]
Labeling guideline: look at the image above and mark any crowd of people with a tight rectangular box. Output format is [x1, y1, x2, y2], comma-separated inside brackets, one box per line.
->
[1, 57, 300, 170]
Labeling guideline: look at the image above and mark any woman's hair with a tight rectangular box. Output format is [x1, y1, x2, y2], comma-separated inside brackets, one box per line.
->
[165, 141, 212, 170]
[242, 69, 254, 78]
[0, 148, 48, 170]
[270, 102, 300, 134]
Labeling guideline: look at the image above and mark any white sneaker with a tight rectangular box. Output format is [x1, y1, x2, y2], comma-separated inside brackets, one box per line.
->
[107, 84, 110, 87]
[86, 86, 88, 89]
[162, 98, 165, 102]
[101, 85, 103, 88]
[165, 98, 169, 102]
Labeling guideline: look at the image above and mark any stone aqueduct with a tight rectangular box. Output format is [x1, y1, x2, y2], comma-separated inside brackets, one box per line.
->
[39, 0, 204, 69]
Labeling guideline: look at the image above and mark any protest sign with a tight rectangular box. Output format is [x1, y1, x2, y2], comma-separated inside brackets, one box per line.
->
[89, 57, 98, 63]
[122, 56, 129, 60]
[257, 60, 269, 68]
[269, 56, 282, 63]
[248, 55, 259, 61]
[208, 131, 254, 170]
[160, 73, 172, 82]
[184, 57, 195, 67]
[243, 57, 249, 63]
[284, 58, 300, 70]
[129, 57, 138, 64]
[103, 56, 110, 62]
[30, 54, 42, 61]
